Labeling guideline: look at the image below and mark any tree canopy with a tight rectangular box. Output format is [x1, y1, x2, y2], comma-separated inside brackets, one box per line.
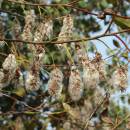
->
[0, 0, 129, 130]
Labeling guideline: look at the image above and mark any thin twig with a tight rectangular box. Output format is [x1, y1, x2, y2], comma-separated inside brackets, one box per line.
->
[5, 0, 130, 19]
[84, 92, 109, 130]
[112, 114, 130, 130]
[104, 17, 114, 34]
[114, 34, 130, 52]
[0, 9, 24, 18]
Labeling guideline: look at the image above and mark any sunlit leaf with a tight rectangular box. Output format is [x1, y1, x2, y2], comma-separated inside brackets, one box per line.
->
[114, 17, 130, 28]
[63, 103, 81, 120]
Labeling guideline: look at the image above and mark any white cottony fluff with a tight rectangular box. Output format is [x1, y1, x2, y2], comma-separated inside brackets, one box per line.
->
[25, 72, 40, 91]
[83, 63, 99, 88]
[48, 68, 63, 98]
[112, 67, 127, 90]
[68, 66, 83, 101]
[2, 54, 17, 72]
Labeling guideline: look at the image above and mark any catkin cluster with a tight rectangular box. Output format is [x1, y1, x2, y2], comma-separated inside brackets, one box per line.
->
[22, 10, 35, 41]
[112, 67, 127, 91]
[68, 66, 83, 101]
[76, 44, 100, 89]
[48, 68, 63, 98]
[0, 54, 17, 89]
[57, 15, 73, 48]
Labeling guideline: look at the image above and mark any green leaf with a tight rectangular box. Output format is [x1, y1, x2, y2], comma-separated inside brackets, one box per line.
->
[113, 40, 121, 48]
[122, 52, 128, 59]
[114, 17, 130, 29]
[13, 87, 26, 97]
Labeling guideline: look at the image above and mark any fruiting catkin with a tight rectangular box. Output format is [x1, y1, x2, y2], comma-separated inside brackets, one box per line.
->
[92, 52, 106, 80]
[2, 54, 17, 72]
[112, 66, 127, 91]
[83, 62, 99, 89]
[22, 10, 35, 41]
[68, 66, 83, 101]
[25, 71, 40, 91]
[0, 54, 17, 89]
[57, 15, 73, 48]
[48, 68, 63, 98]
[76, 44, 99, 89]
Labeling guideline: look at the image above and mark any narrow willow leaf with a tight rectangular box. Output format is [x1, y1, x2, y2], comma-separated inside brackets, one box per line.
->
[63, 103, 81, 120]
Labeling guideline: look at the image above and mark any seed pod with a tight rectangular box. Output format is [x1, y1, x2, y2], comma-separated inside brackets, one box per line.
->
[68, 66, 83, 101]
[25, 71, 40, 91]
[57, 15, 73, 48]
[48, 68, 63, 98]
[112, 66, 127, 91]
[83, 62, 99, 89]
[2, 54, 17, 72]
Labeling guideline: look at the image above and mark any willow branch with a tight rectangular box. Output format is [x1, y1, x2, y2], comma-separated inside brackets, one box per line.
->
[0, 9, 24, 18]
[5, 0, 130, 19]
[0, 28, 130, 51]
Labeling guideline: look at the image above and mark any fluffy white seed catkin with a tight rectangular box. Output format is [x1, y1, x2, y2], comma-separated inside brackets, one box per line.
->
[93, 52, 106, 80]
[48, 68, 63, 98]
[0, 54, 17, 89]
[34, 18, 53, 42]
[68, 66, 83, 101]
[112, 67, 127, 91]
[57, 15, 73, 48]
[83, 62, 99, 89]
[2, 54, 17, 72]
[22, 10, 35, 41]
[0, 69, 9, 88]
[32, 18, 53, 67]
[25, 71, 40, 91]
[76, 44, 99, 89]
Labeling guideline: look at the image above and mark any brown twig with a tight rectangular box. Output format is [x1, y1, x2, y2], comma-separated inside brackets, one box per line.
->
[112, 114, 130, 130]
[0, 28, 130, 51]
[1, 92, 40, 112]
[0, 9, 24, 18]
[4, 0, 99, 17]
[114, 34, 130, 52]
[5, 0, 130, 19]
[104, 17, 114, 34]
[84, 93, 109, 130]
